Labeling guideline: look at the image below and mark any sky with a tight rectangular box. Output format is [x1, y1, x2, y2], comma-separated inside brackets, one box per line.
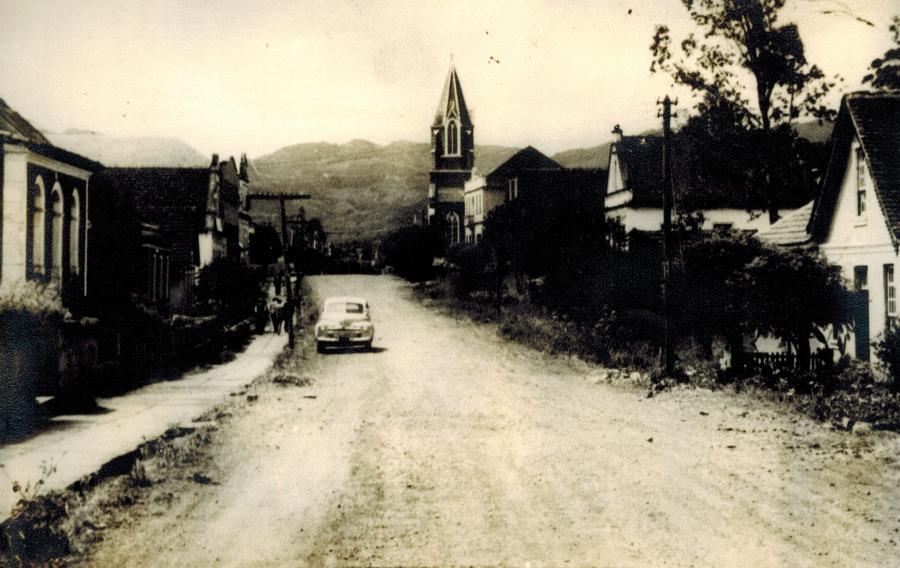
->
[0, 0, 895, 159]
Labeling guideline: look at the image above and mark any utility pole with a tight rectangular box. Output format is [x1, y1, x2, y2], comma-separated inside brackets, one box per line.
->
[249, 193, 312, 350]
[659, 95, 677, 377]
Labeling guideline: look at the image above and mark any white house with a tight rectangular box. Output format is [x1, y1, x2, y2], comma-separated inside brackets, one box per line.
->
[802, 91, 900, 363]
[604, 126, 801, 240]
[0, 97, 101, 300]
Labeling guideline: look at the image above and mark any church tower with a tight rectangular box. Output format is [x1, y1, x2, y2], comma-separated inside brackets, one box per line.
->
[428, 65, 474, 247]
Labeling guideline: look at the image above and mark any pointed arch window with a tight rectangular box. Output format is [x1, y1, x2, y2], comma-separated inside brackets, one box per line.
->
[70, 189, 81, 274]
[445, 120, 460, 156]
[50, 184, 63, 282]
[447, 212, 461, 245]
[31, 176, 46, 276]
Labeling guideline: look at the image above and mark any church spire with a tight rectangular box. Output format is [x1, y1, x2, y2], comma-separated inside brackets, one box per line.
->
[433, 65, 472, 128]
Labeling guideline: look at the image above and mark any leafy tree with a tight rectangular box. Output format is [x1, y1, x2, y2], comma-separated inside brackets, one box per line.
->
[744, 246, 848, 372]
[249, 223, 282, 267]
[863, 16, 900, 90]
[651, 0, 838, 222]
[196, 258, 262, 324]
[383, 225, 442, 281]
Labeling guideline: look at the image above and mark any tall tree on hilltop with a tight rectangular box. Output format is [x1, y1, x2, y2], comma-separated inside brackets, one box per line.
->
[650, 0, 839, 222]
[863, 16, 900, 90]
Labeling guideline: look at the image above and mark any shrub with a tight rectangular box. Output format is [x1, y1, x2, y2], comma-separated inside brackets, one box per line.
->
[383, 225, 442, 281]
[874, 327, 900, 391]
[195, 258, 263, 324]
[0, 281, 67, 441]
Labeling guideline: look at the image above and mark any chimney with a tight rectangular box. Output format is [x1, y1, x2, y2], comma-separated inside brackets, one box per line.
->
[612, 124, 623, 144]
[209, 153, 219, 169]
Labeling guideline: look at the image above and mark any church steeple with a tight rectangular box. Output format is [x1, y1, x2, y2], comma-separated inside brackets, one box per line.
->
[430, 65, 474, 170]
[427, 64, 475, 244]
[433, 65, 472, 129]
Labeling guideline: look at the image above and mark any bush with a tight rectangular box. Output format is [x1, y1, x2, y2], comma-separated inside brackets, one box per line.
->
[874, 327, 900, 391]
[383, 225, 442, 281]
[446, 244, 493, 299]
[195, 258, 263, 324]
[0, 281, 67, 442]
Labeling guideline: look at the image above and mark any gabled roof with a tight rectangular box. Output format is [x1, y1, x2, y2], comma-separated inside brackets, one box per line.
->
[487, 146, 562, 178]
[608, 132, 804, 211]
[758, 201, 813, 246]
[433, 66, 472, 128]
[0, 95, 50, 144]
[809, 91, 900, 243]
[614, 135, 665, 201]
[0, 96, 102, 172]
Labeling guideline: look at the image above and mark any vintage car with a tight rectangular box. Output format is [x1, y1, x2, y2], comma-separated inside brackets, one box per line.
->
[315, 296, 374, 352]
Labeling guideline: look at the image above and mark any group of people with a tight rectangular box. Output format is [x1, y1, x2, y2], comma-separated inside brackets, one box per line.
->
[252, 272, 298, 335]
[255, 297, 286, 334]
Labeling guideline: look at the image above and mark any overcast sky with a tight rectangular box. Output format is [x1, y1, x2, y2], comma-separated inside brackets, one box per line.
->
[0, 0, 894, 159]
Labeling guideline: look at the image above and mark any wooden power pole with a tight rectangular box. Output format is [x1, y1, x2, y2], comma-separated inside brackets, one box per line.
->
[249, 193, 312, 350]
[659, 95, 677, 377]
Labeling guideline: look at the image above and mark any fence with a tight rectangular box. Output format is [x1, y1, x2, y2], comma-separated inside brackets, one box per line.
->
[743, 350, 833, 376]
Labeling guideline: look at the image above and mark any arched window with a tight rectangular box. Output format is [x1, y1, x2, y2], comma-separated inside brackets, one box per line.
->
[447, 212, 460, 245]
[69, 189, 81, 274]
[31, 176, 46, 275]
[50, 184, 63, 282]
[446, 120, 459, 155]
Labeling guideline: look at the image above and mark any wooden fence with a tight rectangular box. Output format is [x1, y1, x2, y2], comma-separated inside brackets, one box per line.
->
[742, 350, 833, 376]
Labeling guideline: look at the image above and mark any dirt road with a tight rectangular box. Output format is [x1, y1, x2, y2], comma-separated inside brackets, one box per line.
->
[84, 275, 900, 567]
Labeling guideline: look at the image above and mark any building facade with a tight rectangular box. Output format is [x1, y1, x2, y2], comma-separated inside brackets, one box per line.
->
[428, 65, 474, 248]
[0, 97, 101, 302]
[805, 92, 900, 364]
[604, 126, 801, 244]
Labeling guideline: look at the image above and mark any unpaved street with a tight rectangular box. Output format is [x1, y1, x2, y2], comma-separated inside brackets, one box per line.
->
[84, 275, 900, 567]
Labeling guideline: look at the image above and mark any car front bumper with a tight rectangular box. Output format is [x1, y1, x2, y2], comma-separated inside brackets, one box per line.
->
[316, 328, 374, 345]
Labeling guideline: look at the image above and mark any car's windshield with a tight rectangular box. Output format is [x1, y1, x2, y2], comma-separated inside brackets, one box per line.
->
[325, 302, 365, 314]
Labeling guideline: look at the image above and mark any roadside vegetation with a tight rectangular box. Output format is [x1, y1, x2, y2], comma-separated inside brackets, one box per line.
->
[0, 280, 320, 566]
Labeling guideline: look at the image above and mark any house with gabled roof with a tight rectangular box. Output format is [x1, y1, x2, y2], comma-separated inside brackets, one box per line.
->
[463, 146, 604, 243]
[801, 91, 900, 362]
[93, 154, 244, 309]
[604, 126, 804, 245]
[0, 96, 102, 303]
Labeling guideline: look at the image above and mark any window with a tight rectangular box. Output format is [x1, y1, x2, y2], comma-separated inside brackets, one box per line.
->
[856, 146, 867, 216]
[31, 176, 46, 275]
[886, 264, 896, 317]
[447, 212, 461, 245]
[508, 177, 519, 201]
[446, 120, 459, 155]
[854, 265, 868, 291]
[69, 189, 80, 273]
[50, 185, 63, 282]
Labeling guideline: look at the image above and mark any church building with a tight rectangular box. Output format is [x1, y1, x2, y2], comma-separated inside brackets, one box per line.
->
[428, 65, 475, 247]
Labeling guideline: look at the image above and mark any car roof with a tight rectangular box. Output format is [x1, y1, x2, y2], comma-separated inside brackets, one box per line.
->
[323, 296, 368, 305]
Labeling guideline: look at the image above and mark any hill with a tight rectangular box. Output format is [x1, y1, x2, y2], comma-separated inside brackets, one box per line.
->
[251, 141, 519, 240]
[47, 130, 208, 167]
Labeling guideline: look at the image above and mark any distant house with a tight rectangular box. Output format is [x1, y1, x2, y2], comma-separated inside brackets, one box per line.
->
[803, 91, 900, 363]
[0, 97, 102, 303]
[604, 126, 803, 244]
[93, 154, 244, 309]
[463, 146, 604, 243]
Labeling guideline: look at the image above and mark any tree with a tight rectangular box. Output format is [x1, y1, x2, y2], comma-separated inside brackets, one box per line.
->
[383, 225, 442, 281]
[249, 224, 282, 267]
[863, 16, 900, 90]
[744, 246, 848, 373]
[651, 0, 838, 222]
